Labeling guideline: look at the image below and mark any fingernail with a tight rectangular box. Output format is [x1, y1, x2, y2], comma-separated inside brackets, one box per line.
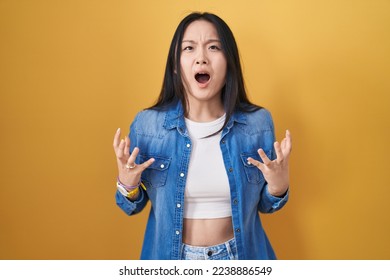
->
[117, 128, 121, 133]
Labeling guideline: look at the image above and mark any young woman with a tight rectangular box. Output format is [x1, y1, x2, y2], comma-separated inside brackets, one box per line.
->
[113, 12, 292, 260]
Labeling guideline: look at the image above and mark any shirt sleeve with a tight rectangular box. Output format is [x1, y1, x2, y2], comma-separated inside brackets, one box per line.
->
[115, 188, 149, 215]
[258, 184, 289, 213]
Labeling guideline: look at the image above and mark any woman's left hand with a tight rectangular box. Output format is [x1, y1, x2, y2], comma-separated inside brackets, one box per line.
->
[247, 130, 292, 197]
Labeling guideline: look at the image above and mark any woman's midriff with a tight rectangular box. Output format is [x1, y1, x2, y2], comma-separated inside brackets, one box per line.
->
[182, 217, 234, 246]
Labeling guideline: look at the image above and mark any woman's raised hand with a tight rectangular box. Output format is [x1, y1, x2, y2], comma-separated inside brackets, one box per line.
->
[247, 130, 292, 197]
[113, 128, 155, 187]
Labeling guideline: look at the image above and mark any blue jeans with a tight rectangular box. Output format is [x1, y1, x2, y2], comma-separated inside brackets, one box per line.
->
[180, 238, 238, 260]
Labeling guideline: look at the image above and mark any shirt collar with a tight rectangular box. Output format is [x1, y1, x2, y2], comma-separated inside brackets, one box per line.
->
[163, 101, 248, 130]
[163, 101, 185, 130]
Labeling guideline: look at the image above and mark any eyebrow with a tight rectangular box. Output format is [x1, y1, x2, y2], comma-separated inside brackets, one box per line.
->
[181, 39, 221, 44]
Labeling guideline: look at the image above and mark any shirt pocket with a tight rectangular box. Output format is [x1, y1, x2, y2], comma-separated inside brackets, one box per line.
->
[139, 154, 171, 189]
[240, 150, 272, 184]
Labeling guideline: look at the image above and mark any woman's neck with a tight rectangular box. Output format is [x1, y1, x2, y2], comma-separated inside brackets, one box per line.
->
[186, 101, 225, 122]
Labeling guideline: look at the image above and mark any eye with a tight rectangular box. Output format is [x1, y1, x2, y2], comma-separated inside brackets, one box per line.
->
[183, 46, 193, 51]
[209, 45, 221, 51]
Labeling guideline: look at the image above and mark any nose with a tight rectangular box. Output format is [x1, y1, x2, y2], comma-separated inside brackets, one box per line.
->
[196, 58, 207, 65]
[196, 49, 208, 65]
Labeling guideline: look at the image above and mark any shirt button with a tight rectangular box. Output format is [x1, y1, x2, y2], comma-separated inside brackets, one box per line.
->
[221, 140, 226, 144]
[180, 173, 185, 177]
[235, 228, 241, 233]
[186, 143, 191, 148]
[229, 167, 233, 172]
[160, 164, 165, 169]
[177, 203, 181, 208]
[233, 199, 238, 205]
[175, 230, 180, 235]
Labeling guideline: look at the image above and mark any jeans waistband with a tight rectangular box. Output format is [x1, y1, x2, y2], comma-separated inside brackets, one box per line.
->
[181, 238, 237, 260]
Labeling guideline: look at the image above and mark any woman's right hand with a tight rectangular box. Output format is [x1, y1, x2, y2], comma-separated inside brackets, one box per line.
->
[113, 128, 155, 188]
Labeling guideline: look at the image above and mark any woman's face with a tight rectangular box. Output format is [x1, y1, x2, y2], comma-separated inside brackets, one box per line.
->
[180, 20, 227, 106]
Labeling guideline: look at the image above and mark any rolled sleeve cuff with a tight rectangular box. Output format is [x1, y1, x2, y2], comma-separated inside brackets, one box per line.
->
[261, 185, 289, 212]
[115, 189, 145, 215]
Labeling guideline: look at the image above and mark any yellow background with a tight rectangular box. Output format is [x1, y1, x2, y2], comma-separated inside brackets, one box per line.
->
[1, 0, 389, 259]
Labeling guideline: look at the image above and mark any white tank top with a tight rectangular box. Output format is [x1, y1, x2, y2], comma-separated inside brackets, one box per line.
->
[184, 114, 232, 219]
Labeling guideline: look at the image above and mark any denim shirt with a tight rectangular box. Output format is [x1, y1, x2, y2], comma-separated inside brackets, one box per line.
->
[115, 101, 289, 260]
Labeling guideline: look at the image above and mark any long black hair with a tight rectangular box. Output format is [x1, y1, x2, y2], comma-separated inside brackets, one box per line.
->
[149, 12, 261, 131]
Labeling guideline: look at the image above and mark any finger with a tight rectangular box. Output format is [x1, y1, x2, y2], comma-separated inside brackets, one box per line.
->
[283, 130, 292, 156]
[139, 158, 155, 171]
[113, 128, 121, 149]
[258, 148, 272, 165]
[247, 157, 264, 172]
[117, 139, 125, 159]
[124, 136, 130, 157]
[126, 147, 140, 167]
[274, 141, 284, 163]
[286, 129, 292, 148]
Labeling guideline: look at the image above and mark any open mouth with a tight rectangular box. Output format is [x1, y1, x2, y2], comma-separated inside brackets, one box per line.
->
[195, 73, 210, 84]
